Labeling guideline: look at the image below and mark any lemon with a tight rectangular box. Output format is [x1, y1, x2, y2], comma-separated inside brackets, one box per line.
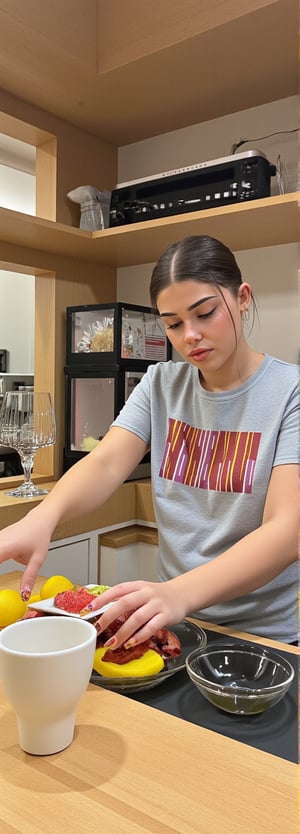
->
[40, 575, 74, 600]
[27, 593, 41, 605]
[0, 590, 26, 627]
[93, 647, 164, 678]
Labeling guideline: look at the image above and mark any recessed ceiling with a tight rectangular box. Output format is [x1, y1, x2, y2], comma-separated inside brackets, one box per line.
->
[0, 0, 297, 146]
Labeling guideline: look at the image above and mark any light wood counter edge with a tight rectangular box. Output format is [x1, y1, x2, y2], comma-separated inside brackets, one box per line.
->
[0, 480, 154, 535]
[0, 480, 140, 540]
[100, 524, 158, 547]
[187, 617, 299, 655]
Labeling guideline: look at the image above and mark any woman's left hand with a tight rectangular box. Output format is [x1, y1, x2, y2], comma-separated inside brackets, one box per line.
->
[87, 579, 187, 649]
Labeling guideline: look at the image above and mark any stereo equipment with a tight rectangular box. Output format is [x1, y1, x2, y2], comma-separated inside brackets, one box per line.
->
[109, 150, 276, 227]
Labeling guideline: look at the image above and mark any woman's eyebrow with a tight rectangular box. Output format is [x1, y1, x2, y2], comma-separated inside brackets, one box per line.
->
[159, 295, 217, 317]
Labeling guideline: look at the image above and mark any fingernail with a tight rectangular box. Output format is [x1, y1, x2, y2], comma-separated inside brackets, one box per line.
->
[21, 588, 31, 602]
[94, 619, 103, 634]
[104, 636, 117, 648]
[124, 638, 136, 649]
[85, 603, 94, 610]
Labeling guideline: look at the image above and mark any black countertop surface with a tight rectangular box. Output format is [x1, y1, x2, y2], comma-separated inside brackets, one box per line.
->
[125, 630, 299, 763]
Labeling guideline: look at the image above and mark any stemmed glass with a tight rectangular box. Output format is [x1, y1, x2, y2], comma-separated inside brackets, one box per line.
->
[0, 391, 56, 497]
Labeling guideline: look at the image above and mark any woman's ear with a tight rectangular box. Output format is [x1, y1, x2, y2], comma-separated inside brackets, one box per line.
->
[238, 283, 252, 312]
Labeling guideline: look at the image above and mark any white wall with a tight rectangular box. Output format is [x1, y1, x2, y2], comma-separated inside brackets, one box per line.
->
[0, 144, 35, 374]
[0, 270, 35, 373]
[0, 163, 36, 213]
[117, 96, 298, 363]
[236, 244, 298, 363]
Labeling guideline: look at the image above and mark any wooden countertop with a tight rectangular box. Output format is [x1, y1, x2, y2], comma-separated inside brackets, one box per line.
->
[0, 479, 155, 539]
[0, 572, 298, 834]
[0, 480, 150, 540]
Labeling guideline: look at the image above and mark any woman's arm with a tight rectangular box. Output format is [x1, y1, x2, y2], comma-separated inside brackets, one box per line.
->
[0, 426, 148, 594]
[178, 462, 298, 607]
[90, 463, 298, 647]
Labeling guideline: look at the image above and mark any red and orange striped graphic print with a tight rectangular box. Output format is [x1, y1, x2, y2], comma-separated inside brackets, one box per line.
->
[159, 418, 261, 494]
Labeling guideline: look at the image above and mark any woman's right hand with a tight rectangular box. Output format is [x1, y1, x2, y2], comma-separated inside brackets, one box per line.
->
[0, 508, 52, 599]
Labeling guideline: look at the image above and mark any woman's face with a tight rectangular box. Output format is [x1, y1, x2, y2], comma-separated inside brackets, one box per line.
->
[156, 279, 251, 379]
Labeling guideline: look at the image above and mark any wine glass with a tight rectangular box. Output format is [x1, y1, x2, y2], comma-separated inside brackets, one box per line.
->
[0, 391, 56, 497]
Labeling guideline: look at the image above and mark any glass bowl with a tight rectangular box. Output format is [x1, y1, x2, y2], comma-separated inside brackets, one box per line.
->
[90, 620, 207, 693]
[185, 642, 295, 715]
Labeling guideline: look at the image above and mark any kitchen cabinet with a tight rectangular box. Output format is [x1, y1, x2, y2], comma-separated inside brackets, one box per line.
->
[0, 482, 158, 586]
[99, 540, 158, 585]
[47, 526, 159, 586]
[0, 532, 97, 585]
[0, 526, 159, 586]
[99, 524, 158, 585]
[43, 536, 96, 585]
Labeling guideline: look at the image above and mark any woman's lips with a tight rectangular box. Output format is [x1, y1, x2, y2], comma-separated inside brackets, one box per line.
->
[189, 348, 212, 361]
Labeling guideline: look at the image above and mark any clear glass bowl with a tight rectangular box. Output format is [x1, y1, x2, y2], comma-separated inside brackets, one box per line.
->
[185, 642, 295, 715]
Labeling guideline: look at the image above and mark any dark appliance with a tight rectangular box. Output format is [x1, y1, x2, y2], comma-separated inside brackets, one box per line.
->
[109, 149, 276, 227]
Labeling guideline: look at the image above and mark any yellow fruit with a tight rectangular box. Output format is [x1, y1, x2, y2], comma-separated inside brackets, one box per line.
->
[0, 590, 26, 627]
[26, 594, 41, 605]
[93, 647, 164, 678]
[40, 575, 74, 600]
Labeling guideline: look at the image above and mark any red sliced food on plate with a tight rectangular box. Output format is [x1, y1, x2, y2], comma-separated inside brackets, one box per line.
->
[103, 641, 150, 664]
[54, 587, 96, 613]
[97, 611, 182, 663]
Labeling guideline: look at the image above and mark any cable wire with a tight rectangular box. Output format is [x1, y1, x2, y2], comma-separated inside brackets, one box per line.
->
[230, 129, 298, 155]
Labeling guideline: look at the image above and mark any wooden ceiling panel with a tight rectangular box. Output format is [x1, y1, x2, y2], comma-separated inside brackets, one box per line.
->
[96, 0, 276, 74]
[0, 0, 297, 145]
[0, 0, 98, 69]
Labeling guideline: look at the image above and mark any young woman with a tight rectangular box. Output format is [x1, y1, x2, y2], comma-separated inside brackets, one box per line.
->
[0, 236, 298, 645]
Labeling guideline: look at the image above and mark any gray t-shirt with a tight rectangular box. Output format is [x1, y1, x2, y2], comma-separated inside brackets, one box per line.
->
[112, 355, 299, 642]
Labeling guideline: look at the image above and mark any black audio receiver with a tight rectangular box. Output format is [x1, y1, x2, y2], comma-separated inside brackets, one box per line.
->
[109, 150, 276, 227]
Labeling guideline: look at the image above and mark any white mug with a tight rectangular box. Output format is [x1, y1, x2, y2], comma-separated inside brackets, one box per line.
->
[0, 615, 97, 755]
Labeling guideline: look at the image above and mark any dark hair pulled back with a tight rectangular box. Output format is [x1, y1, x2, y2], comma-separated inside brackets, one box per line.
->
[150, 235, 242, 309]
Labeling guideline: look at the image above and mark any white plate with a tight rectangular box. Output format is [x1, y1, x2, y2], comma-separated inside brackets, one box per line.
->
[28, 585, 114, 620]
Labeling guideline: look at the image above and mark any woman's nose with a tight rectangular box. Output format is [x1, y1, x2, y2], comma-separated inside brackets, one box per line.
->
[184, 321, 202, 343]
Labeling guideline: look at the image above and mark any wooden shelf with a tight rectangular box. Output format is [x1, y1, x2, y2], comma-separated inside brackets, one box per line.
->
[0, 193, 298, 269]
